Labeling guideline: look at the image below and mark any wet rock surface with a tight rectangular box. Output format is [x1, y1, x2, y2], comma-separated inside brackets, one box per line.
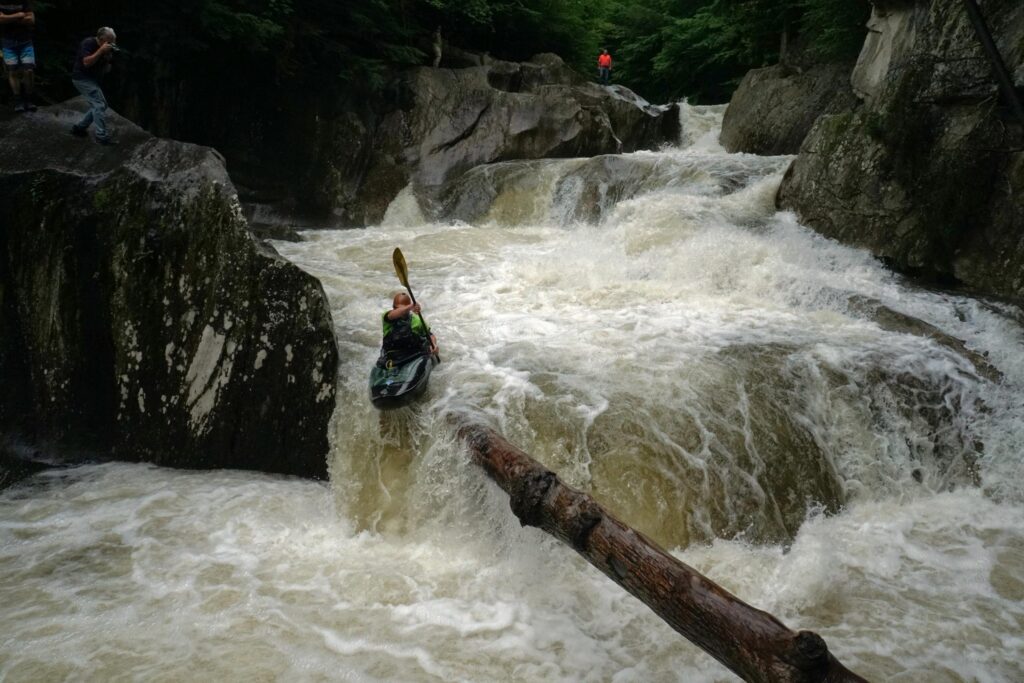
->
[323, 54, 681, 225]
[720, 62, 858, 155]
[0, 442, 48, 490]
[777, 0, 1024, 302]
[431, 151, 776, 226]
[0, 100, 338, 480]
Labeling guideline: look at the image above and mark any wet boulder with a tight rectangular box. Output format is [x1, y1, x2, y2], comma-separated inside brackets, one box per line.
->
[324, 54, 681, 225]
[720, 62, 858, 155]
[432, 151, 774, 226]
[0, 100, 338, 479]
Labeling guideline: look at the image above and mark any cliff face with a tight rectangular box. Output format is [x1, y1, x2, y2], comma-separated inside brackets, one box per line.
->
[776, 0, 1024, 300]
[0, 101, 338, 481]
[250, 54, 681, 226]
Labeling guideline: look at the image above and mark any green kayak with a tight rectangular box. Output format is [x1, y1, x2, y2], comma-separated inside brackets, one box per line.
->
[369, 352, 437, 410]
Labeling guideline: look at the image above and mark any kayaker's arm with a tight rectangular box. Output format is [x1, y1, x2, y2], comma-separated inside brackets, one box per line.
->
[386, 302, 420, 321]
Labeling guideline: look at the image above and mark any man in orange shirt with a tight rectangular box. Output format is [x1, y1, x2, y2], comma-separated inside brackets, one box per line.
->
[597, 48, 612, 85]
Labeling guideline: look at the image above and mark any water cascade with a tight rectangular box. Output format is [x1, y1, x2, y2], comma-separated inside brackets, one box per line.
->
[2, 104, 1022, 682]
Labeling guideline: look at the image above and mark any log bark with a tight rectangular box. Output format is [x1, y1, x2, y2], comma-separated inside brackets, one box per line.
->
[457, 422, 868, 683]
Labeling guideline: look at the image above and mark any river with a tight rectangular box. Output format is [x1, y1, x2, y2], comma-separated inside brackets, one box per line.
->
[1, 104, 1022, 682]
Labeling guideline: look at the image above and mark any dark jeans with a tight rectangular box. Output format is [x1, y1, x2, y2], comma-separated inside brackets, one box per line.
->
[72, 78, 109, 139]
[598, 67, 611, 85]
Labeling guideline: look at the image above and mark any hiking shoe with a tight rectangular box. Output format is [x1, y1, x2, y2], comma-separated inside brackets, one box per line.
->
[71, 125, 88, 138]
[24, 101, 37, 112]
[13, 101, 26, 113]
[95, 136, 118, 146]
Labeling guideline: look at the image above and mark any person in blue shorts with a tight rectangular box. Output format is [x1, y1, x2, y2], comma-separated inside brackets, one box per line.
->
[0, 1, 37, 113]
[71, 26, 117, 145]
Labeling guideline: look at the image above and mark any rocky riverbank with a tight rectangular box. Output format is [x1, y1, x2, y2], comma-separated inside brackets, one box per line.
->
[724, 0, 1024, 302]
[779, 0, 1023, 301]
[0, 101, 339, 486]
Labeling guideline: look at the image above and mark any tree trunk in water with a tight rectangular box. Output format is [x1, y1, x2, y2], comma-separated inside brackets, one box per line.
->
[457, 423, 868, 683]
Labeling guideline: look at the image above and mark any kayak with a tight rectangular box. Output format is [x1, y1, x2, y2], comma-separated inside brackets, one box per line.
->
[369, 352, 438, 410]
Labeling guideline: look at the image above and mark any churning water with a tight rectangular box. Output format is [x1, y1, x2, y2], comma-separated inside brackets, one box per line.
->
[2, 105, 1023, 682]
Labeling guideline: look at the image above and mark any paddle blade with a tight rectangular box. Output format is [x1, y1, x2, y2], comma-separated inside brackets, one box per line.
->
[392, 248, 410, 289]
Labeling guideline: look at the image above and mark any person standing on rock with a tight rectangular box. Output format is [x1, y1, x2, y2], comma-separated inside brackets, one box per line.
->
[597, 48, 612, 85]
[70, 26, 117, 145]
[0, 1, 37, 113]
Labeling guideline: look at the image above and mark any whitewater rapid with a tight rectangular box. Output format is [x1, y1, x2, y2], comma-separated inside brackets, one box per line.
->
[2, 104, 1023, 682]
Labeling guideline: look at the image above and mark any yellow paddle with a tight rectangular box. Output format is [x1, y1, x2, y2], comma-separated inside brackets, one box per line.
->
[393, 247, 439, 362]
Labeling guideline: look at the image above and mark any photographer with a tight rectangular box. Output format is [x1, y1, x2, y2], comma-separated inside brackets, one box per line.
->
[70, 26, 117, 145]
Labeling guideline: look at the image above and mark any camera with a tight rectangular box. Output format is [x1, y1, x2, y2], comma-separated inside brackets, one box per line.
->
[110, 45, 121, 53]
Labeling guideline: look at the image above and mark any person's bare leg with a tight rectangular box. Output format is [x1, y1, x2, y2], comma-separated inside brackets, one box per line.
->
[8, 71, 20, 110]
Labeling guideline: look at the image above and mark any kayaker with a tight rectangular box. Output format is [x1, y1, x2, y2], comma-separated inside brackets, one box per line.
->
[382, 292, 438, 363]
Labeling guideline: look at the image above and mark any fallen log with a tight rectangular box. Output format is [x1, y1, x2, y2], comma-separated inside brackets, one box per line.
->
[457, 422, 868, 683]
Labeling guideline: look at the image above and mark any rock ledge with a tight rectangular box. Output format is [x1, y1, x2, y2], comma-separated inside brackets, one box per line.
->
[0, 100, 338, 482]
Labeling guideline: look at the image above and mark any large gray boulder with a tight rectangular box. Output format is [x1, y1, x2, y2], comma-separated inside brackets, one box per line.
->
[719, 62, 858, 155]
[0, 101, 338, 481]
[322, 54, 681, 225]
[777, 0, 1024, 301]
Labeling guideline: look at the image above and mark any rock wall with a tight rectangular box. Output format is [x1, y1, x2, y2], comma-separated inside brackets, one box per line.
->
[777, 0, 1024, 301]
[112, 53, 678, 227]
[0, 101, 338, 480]
[317, 54, 681, 225]
[719, 62, 858, 155]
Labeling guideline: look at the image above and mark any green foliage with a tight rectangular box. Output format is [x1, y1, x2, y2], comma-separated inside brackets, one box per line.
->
[197, 1, 293, 50]
[28, 0, 869, 111]
[423, 0, 496, 25]
[800, 0, 871, 61]
[598, 0, 868, 103]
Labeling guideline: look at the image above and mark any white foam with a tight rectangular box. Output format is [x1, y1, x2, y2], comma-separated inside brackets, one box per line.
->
[5, 105, 1023, 682]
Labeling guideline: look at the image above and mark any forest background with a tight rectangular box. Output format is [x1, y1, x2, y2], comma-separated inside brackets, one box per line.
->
[29, 0, 869, 108]
[19, 0, 869, 213]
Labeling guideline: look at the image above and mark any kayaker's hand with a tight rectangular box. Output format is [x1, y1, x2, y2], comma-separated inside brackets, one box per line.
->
[412, 303, 421, 314]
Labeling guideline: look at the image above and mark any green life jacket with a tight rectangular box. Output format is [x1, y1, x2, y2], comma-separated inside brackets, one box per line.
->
[381, 311, 430, 361]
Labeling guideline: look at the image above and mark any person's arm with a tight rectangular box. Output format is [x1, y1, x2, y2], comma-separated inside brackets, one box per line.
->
[0, 12, 26, 24]
[83, 42, 114, 68]
[386, 302, 419, 321]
